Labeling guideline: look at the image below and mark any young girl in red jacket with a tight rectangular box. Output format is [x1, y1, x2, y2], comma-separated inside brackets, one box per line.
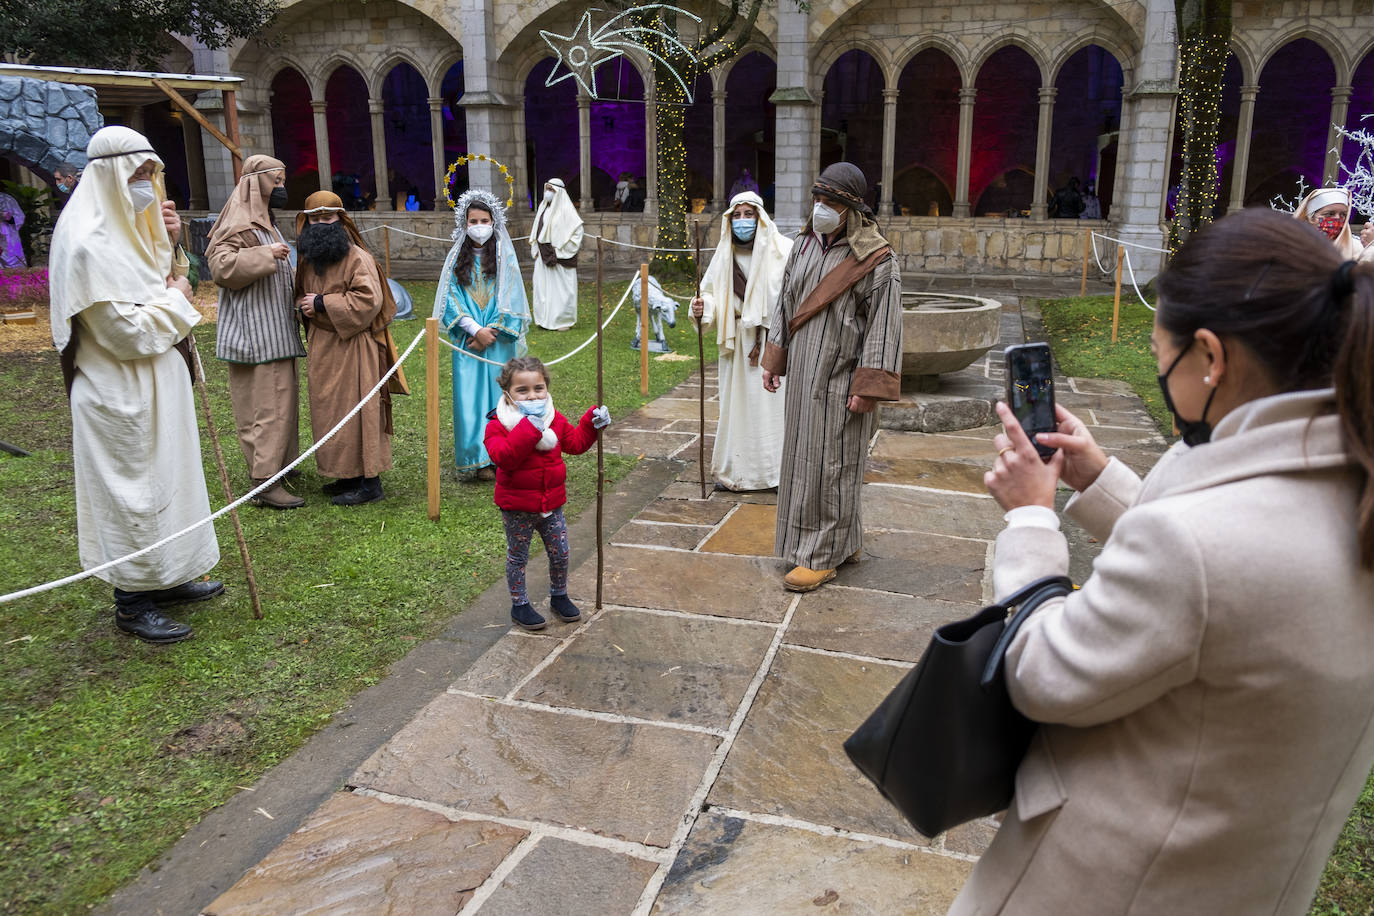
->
[485, 356, 610, 631]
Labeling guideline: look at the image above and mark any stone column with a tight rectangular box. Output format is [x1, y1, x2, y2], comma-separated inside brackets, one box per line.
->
[712, 87, 727, 211]
[428, 97, 445, 208]
[953, 87, 977, 217]
[180, 111, 210, 210]
[578, 93, 592, 207]
[310, 99, 331, 192]
[770, 0, 817, 233]
[189, 41, 236, 205]
[1325, 85, 1354, 185]
[645, 82, 658, 214]
[368, 99, 390, 210]
[512, 97, 529, 211]
[880, 87, 899, 216]
[1227, 85, 1258, 212]
[459, 0, 514, 194]
[1031, 86, 1057, 219]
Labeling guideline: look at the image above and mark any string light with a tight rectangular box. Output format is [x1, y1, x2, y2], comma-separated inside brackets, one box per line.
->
[1171, 25, 1229, 250]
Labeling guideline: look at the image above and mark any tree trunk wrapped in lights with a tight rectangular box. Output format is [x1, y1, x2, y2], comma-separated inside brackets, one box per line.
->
[1170, 0, 1233, 251]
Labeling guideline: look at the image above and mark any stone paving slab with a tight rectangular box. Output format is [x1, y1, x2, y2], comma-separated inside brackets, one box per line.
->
[611, 520, 711, 550]
[832, 528, 987, 603]
[567, 545, 792, 622]
[351, 692, 718, 848]
[708, 648, 926, 844]
[635, 497, 733, 526]
[451, 633, 561, 699]
[699, 502, 776, 556]
[861, 484, 1006, 541]
[601, 428, 697, 458]
[654, 812, 971, 915]
[515, 609, 775, 730]
[637, 398, 721, 422]
[478, 838, 658, 916]
[788, 587, 977, 663]
[204, 792, 526, 916]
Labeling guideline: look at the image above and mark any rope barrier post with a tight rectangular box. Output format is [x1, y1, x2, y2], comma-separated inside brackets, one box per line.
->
[189, 334, 263, 620]
[639, 263, 650, 396]
[596, 236, 605, 611]
[1081, 229, 1090, 296]
[693, 221, 706, 499]
[425, 317, 440, 521]
[1112, 244, 1124, 344]
[383, 225, 392, 279]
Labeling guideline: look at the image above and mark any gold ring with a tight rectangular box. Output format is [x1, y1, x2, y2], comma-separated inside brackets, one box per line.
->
[997, 446, 1014, 457]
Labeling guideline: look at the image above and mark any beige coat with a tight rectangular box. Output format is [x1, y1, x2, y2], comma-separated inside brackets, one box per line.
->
[951, 389, 1374, 916]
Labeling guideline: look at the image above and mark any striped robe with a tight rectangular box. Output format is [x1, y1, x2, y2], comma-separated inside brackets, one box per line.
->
[765, 231, 902, 570]
[210, 227, 303, 364]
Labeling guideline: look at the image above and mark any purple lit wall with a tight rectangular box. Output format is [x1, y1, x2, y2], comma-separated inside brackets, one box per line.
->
[441, 61, 468, 203]
[325, 66, 375, 208]
[1165, 53, 1240, 218]
[382, 63, 435, 210]
[1050, 46, 1123, 217]
[684, 72, 713, 206]
[1340, 52, 1374, 204]
[525, 57, 579, 207]
[591, 60, 646, 208]
[972, 46, 1040, 216]
[724, 52, 776, 213]
[821, 49, 884, 207]
[1246, 39, 1335, 205]
[270, 67, 318, 209]
[895, 49, 960, 217]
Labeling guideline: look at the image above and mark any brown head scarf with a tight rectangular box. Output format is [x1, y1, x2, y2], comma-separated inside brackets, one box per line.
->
[207, 154, 285, 251]
[809, 162, 889, 260]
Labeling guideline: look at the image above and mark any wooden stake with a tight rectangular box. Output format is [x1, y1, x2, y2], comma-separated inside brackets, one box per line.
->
[189, 334, 262, 619]
[221, 89, 243, 183]
[425, 317, 440, 521]
[596, 237, 605, 611]
[383, 226, 392, 279]
[1112, 244, 1124, 344]
[694, 221, 706, 499]
[639, 262, 650, 396]
[1081, 228, 1090, 296]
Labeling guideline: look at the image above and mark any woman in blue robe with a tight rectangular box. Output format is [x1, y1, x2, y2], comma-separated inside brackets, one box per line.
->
[433, 189, 529, 479]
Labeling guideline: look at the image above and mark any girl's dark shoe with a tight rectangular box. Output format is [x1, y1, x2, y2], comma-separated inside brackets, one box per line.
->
[511, 602, 547, 631]
[549, 594, 581, 623]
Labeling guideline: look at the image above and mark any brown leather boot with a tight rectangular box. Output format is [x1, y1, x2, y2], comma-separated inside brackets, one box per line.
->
[251, 479, 305, 509]
[783, 565, 836, 592]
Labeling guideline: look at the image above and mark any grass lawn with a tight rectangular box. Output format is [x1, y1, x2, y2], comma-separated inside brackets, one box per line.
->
[1040, 293, 1374, 916]
[0, 275, 714, 914]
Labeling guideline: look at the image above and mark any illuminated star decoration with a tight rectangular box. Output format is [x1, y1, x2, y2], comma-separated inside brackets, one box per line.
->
[540, 4, 703, 102]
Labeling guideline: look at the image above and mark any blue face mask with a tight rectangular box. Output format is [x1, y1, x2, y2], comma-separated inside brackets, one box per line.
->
[516, 398, 546, 416]
[732, 218, 757, 242]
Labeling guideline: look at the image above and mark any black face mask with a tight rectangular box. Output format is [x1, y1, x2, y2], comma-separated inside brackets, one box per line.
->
[268, 187, 288, 209]
[1157, 340, 1221, 447]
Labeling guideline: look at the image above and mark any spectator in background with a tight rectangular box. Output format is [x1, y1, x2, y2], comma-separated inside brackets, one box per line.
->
[1049, 177, 1084, 219]
[1080, 180, 1102, 220]
[0, 190, 25, 268]
[53, 162, 80, 200]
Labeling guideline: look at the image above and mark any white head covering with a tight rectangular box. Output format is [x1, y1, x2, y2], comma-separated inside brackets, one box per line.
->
[49, 126, 176, 350]
[1294, 186, 1363, 260]
[432, 188, 530, 345]
[699, 191, 793, 353]
[531, 177, 583, 251]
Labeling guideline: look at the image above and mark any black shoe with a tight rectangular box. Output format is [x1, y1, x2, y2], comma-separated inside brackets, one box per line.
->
[331, 476, 383, 506]
[323, 476, 362, 496]
[511, 602, 547, 631]
[117, 580, 224, 609]
[549, 594, 581, 623]
[115, 598, 193, 644]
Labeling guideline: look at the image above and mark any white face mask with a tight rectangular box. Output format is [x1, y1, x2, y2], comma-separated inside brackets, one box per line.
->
[544, 189, 556, 203]
[128, 180, 157, 213]
[467, 223, 494, 245]
[811, 202, 843, 235]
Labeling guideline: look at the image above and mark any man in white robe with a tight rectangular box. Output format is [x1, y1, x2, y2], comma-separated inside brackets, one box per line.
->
[691, 192, 792, 490]
[49, 126, 222, 644]
[529, 178, 583, 330]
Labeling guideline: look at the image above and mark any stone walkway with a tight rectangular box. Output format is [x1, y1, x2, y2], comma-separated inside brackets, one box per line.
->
[200, 299, 1167, 916]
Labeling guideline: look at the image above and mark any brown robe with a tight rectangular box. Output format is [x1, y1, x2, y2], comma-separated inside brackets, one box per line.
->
[296, 245, 394, 479]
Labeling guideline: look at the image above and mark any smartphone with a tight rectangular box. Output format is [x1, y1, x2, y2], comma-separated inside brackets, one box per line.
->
[1005, 342, 1057, 460]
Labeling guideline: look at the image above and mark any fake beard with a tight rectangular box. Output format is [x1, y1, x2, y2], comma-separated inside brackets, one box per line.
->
[297, 221, 351, 268]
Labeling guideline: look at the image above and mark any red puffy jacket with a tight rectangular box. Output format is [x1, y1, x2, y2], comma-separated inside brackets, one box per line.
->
[484, 406, 601, 513]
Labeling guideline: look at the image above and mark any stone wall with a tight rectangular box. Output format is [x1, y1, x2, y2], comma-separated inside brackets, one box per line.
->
[0, 77, 103, 176]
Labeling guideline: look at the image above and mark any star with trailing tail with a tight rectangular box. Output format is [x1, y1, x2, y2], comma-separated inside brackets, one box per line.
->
[540, 10, 624, 97]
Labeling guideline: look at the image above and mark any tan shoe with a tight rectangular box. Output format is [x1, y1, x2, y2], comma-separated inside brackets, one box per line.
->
[784, 565, 837, 592]
[845, 548, 862, 564]
[251, 480, 305, 509]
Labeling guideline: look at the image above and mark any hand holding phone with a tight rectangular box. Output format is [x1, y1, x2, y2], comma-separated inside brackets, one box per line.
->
[1004, 342, 1058, 461]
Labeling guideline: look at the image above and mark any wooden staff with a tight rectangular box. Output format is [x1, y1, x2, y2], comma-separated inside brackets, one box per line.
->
[1081, 228, 1090, 296]
[1112, 244, 1124, 344]
[694, 221, 706, 499]
[595, 236, 605, 611]
[425, 317, 440, 521]
[189, 333, 263, 619]
[639, 263, 650, 396]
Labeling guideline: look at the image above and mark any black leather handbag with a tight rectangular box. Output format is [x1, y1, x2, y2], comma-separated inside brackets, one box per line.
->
[844, 575, 1074, 838]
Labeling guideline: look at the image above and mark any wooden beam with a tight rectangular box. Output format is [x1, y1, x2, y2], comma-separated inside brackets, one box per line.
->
[151, 79, 242, 161]
[222, 88, 243, 183]
[0, 65, 242, 92]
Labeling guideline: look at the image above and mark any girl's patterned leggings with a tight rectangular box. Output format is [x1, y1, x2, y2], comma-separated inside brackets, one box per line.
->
[500, 507, 570, 605]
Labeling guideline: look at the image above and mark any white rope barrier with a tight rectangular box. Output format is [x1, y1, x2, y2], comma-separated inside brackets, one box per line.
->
[0, 330, 427, 606]
[439, 280, 635, 367]
[1090, 230, 1171, 255]
[354, 223, 697, 255]
[1121, 248, 1157, 312]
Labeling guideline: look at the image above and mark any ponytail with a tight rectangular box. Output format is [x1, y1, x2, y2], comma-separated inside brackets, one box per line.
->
[1332, 260, 1374, 567]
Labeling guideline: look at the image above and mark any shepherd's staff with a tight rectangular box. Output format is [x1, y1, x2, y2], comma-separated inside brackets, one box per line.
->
[595, 236, 605, 610]
[694, 221, 706, 499]
[188, 333, 264, 619]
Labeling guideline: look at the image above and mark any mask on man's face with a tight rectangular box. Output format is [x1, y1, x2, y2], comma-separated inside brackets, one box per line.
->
[1317, 214, 1345, 241]
[812, 202, 843, 235]
[544, 189, 556, 203]
[128, 180, 157, 213]
[732, 218, 757, 243]
[56, 181, 71, 194]
[268, 187, 288, 209]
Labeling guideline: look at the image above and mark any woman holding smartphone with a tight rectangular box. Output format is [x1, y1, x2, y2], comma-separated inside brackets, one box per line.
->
[955, 207, 1374, 915]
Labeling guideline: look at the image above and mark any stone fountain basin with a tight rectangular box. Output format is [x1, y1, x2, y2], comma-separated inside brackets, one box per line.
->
[900, 293, 1002, 378]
